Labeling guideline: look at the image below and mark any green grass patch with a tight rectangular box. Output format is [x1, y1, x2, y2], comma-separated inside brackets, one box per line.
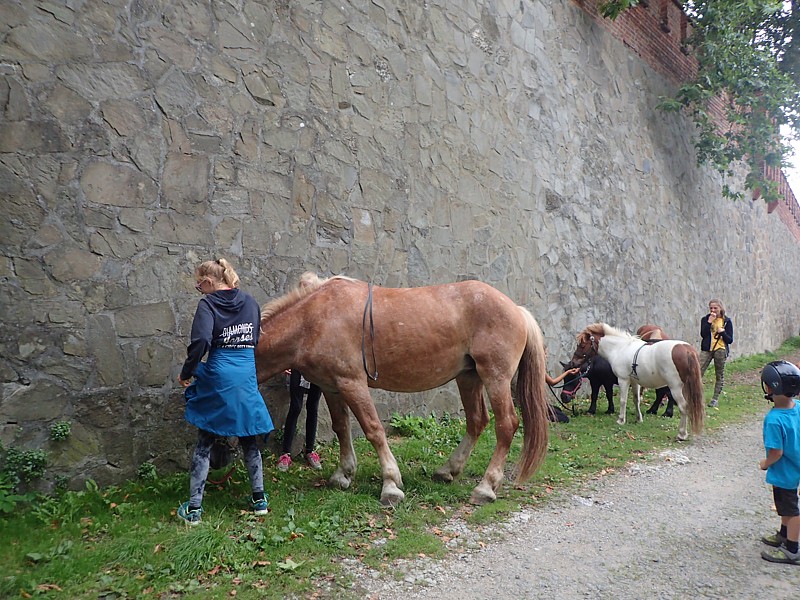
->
[2, 340, 797, 598]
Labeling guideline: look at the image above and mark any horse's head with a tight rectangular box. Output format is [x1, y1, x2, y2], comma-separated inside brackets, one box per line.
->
[570, 323, 606, 367]
[559, 359, 589, 403]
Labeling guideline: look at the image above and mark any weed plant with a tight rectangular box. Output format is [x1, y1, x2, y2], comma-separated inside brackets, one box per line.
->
[1, 340, 797, 599]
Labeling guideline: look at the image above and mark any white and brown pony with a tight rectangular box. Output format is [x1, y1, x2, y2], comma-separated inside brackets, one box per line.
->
[255, 275, 550, 506]
[570, 323, 704, 440]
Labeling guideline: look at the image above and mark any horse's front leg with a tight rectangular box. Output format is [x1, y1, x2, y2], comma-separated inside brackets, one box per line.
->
[632, 382, 643, 422]
[325, 392, 357, 491]
[339, 383, 404, 506]
[617, 379, 630, 425]
[434, 373, 487, 485]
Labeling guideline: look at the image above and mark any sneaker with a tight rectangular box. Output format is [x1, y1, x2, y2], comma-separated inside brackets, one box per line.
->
[305, 451, 322, 470]
[276, 453, 292, 472]
[252, 495, 269, 515]
[708, 399, 718, 409]
[177, 501, 203, 525]
[762, 532, 787, 547]
[761, 544, 800, 565]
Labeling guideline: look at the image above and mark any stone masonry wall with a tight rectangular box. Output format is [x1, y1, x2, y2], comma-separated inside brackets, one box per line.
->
[2, 0, 800, 488]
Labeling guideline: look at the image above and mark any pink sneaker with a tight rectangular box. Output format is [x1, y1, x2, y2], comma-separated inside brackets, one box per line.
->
[305, 451, 322, 470]
[276, 453, 292, 472]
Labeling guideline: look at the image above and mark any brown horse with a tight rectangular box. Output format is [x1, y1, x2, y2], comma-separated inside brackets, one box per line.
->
[570, 323, 704, 440]
[255, 275, 550, 506]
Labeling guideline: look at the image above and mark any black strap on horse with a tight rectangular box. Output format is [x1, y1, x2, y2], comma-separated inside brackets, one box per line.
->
[361, 282, 379, 381]
[630, 342, 647, 379]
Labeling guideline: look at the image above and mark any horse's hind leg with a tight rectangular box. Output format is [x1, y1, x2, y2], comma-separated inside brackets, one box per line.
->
[338, 383, 404, 506]
[325, 392, 357, 491]
[470, 378, 519, 505]
[433, 372, 488, 484]
[670, 385, 690, 441]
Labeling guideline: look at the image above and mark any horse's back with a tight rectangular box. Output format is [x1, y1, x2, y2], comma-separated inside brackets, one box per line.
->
[305, 279, 528, 392]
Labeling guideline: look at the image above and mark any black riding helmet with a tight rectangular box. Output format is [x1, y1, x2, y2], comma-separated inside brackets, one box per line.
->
[760, 360, 800, 399]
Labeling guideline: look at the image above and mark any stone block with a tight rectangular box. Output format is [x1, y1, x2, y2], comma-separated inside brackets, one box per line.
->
[1, 21, 92, 61]
[86, 315, 125, 386]
[55, 63, 147, 102]
[115, 302, 175, 338]
[43, 247, 102, 282]
[0, 379, 70, 422]
[80, 161, 157, 208]
[42, 85, 92, 123]
[0, 120, 69, 153]
[162, 154, 209, 212]
[135, 340, 174, 387]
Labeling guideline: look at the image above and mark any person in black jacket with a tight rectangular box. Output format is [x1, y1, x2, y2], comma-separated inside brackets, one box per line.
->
[699, 298, 734, 409]
[177, 258, 274, 525]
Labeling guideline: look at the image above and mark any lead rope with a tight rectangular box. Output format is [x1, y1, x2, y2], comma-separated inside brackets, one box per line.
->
[361, 283, 378, 381]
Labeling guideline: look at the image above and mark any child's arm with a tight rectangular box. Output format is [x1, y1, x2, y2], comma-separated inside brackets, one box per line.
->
[759, 448, 783, 470]
[546, 367, 580, 386]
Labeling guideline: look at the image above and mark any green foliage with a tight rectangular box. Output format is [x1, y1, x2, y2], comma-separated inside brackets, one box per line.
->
[2, 446, 47, 486]
[390, 412, 462, 446]
[49, 421, 72, 441]
[602, 1, 800, 203]
[137, 462, 158, 481]
[1, 339, 799, 597]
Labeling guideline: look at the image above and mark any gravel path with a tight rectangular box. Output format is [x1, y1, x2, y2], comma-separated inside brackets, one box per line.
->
[355, 417, 800, 599]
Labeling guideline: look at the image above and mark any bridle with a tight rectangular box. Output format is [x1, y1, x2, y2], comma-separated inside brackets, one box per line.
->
[548, 360, 592, 415]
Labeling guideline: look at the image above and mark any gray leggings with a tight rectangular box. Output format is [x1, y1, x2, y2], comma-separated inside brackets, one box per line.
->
[189, 429, 263, 508]
[699, 348, 727, 401]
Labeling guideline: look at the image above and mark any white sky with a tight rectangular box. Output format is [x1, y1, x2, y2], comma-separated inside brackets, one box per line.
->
[786, 139, 800, 197]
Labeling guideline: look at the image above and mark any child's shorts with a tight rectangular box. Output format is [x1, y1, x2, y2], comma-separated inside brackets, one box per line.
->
[773, 486, 800, 517]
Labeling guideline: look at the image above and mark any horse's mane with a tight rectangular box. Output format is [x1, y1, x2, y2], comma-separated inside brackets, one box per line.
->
[260, 272, 358, 320]
[577, 322, 636, 344]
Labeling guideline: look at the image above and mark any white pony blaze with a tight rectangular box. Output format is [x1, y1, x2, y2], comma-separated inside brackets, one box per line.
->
[571, 323, 705, 441]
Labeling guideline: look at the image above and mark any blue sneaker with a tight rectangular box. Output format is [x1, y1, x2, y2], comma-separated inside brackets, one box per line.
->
[252, 495, 269, 515]
[177, 501, 203, 525]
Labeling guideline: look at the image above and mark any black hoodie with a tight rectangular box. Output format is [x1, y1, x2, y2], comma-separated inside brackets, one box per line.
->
[180, 288, 261, 381]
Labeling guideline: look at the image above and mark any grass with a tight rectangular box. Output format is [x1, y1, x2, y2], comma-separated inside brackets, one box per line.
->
[2, 338, 798, 599]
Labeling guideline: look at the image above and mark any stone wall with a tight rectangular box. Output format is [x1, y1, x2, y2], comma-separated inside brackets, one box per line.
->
[2, 0, 800, 488]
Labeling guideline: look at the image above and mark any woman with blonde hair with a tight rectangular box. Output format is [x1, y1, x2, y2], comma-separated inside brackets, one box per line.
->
[699, 298, 734, 408]
[177, 258, 274, 524]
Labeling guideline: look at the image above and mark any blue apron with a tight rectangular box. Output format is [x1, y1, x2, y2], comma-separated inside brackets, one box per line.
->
[184, 348, 274, 437]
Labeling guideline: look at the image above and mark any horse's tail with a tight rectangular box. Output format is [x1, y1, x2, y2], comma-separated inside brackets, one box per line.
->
[515, 306, 550, 481]
[678, 344, 705, 435]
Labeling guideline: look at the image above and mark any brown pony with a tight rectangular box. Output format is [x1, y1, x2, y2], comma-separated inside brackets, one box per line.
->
[570, 323, 704, 440]
[255, 275, 550, 506]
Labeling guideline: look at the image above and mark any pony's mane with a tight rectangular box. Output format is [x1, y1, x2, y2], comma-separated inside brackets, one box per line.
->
[261, 273, 358, 320]
[578, 322, 635, 342]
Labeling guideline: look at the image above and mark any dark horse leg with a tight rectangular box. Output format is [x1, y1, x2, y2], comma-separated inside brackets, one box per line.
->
[604, 383, 615, 414]
[587, 382, 600, 414]
[646, 388, 675, 417]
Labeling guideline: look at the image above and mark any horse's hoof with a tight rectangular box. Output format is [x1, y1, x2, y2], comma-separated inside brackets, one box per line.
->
[469, 487, 496, 505]
[432, 468, 454, 483]
[676, 434, 689, 442]
[587, 410, 597, 415]
[646, 409, 657, 415]
[663, 412, 674, 418]
[380, 488, 405, 507]
[328, 471, 351, 490]
[616, 418, 625, 425]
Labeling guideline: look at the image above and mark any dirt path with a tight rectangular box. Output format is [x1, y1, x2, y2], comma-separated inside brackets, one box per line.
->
[354, 360, 800, 599]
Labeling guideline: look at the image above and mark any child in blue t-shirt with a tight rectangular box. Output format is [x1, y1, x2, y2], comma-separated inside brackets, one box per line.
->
[758, 360, 800, 565]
